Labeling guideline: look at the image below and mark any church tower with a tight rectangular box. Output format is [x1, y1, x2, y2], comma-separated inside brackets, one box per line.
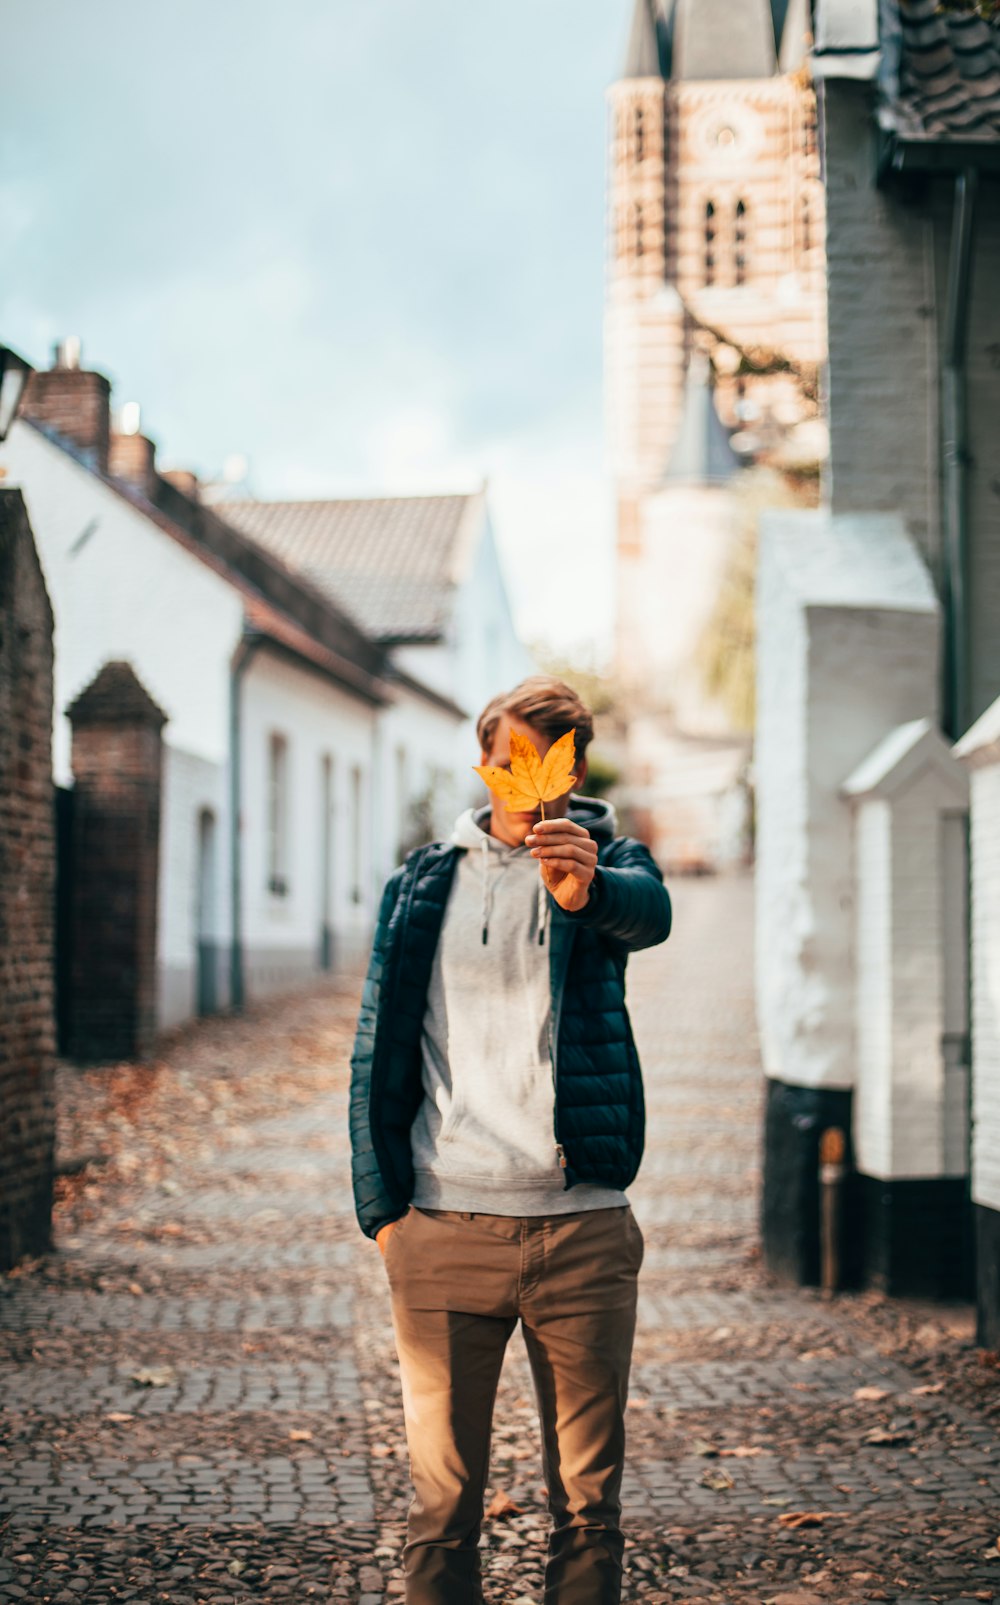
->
[606, 0, 826, 705]
[605, 1, 687, 554]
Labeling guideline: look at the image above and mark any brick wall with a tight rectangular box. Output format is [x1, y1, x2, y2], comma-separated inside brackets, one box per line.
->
[824, 88, 1000, 728]
[957, 183, 1000, 726]
[0, 490, 56, 1270]
[823, 82, 941, 566]
[67, 661, 167, 1063]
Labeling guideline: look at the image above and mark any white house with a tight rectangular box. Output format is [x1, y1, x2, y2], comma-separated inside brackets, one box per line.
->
[955, 699, 1000, 1349]
[221, 487, 534, 815]
[0, 345, 513, 1036]
[754, 0, 1000, 1340]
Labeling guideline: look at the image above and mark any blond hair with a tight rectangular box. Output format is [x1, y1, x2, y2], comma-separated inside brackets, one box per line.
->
[476, 675, 595, 763]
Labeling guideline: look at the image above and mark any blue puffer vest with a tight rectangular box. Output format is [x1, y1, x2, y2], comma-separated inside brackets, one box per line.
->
[348, 809, 672, 1239]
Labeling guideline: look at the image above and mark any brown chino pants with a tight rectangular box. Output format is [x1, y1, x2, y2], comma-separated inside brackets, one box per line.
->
[383, 1204, 643, 1605]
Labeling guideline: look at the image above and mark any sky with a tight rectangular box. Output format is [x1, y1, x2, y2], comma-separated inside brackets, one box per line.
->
[3, 0, 630, 658]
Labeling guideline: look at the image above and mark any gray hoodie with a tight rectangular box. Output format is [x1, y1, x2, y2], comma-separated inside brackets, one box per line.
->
[409, 799, 629, 1215]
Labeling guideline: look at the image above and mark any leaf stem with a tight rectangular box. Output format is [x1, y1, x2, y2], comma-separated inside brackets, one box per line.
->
[540, 800, 546, 821]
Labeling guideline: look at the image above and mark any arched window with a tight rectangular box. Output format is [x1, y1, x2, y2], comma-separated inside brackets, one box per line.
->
[801, 193, 812, 255]
[635, 105, 645, 163]
[633, 202, 644, 259]
[802, 96, 818, 159]
[734, 199, 748, 285]
[704, 201, 716, 286]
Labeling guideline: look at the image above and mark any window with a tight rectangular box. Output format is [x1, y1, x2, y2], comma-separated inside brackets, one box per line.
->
[802, 96, 818, 160]
[318, 755, 334, 968]
[704, 201, 716, 286]
[396, 745, 408, 863]
[633, 201, 644, 258]
[801, 193, 812, 255]
[735, 199, 748, 286]
[350, 764, 364, 905]
[267, 733, 289, 896]
[635, 105, 645, 163]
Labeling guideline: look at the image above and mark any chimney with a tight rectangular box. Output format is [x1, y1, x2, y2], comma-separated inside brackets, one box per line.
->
[160, 467, 200, 501]
[21, 340, 112, 473]
[109, 403, 157, 501]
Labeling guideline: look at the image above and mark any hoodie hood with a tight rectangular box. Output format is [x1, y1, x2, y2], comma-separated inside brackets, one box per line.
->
[449, 793, 618, 947]
[450, 792, 618, 852]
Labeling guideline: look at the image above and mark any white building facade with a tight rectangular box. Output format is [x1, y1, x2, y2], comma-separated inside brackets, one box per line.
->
[754, 0, 1000, 1340]
[1, 353, 519, 1037]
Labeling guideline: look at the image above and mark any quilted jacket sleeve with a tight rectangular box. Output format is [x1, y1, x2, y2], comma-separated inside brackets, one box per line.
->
[560, 835, 672, 952]
[349, 866, 405, 1238]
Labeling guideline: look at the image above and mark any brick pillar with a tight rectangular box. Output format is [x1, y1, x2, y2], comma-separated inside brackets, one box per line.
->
[0, 490, 56, 1270]
[67, 662, 168, 1063]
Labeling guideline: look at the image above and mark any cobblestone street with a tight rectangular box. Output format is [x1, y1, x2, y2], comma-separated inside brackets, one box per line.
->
[2, 872, 998, 1603]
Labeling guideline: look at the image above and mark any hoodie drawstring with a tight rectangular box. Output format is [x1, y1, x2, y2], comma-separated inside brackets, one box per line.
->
[478, 833, 550, 947]
[480, 836, 492, 944]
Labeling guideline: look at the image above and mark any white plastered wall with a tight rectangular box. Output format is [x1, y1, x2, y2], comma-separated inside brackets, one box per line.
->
[956, 700, 1000, 1214]
[0, 420, 244, 1030]
[755, 508, 941, 1093]
[846, 735, 970, 1180]
[241, 648, 378, 983]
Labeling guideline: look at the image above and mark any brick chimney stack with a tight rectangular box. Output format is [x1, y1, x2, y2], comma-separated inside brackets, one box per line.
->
[21, 340, 111, 474]
[109, 403, 157, 500]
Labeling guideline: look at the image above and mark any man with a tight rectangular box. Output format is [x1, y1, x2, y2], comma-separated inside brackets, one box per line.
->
[349, 675, 672, 1605]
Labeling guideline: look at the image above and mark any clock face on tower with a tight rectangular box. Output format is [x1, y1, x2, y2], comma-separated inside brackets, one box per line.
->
[693, 104, 762, 162]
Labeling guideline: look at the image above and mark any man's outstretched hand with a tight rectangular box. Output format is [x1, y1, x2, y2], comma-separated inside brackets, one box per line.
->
[526, 818, 597, 912]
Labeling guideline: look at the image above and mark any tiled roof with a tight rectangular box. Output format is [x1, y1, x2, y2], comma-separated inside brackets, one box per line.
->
[880, 0, 1000, 141]
[623, 0, 666, 77]
[21, 416, 391, 706]
[222, 493, 481, 643]
[624, 0, 798, 80]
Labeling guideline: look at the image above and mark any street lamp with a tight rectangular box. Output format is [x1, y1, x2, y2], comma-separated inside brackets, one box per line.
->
[0, 345, 32, 443]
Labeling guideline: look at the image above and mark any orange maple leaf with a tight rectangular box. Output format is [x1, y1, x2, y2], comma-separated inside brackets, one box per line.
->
[474, 728, 578, 816]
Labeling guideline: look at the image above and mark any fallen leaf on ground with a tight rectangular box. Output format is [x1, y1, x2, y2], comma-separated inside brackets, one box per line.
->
[130, 1364, 177, 1388]
[105, 1411, 135, 1423]
[288, 1428, 313, 1441]
[692, 1438, 718, 1457]
[777, 1510, 843, 1528]
[910, 1381, 945, 1395]
[864, 1426, 911, 1446]
[699, 1469, 735, 1491]
[719, 1444, 765, 1457]
[485, 1491, 523, 1519]
[474, 729, 577, 815]
[853, 1385, 890, 1401]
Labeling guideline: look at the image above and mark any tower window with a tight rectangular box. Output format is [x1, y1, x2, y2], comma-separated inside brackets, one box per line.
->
[802, 96, 818, 160]
[734, 199, 748, 286]
[704, 201, 716, 286]
[635, 105, 645, 163]
[633, 202, 644, 259]
[801, 193, 812, 255]
[267, 731, 289, 896]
